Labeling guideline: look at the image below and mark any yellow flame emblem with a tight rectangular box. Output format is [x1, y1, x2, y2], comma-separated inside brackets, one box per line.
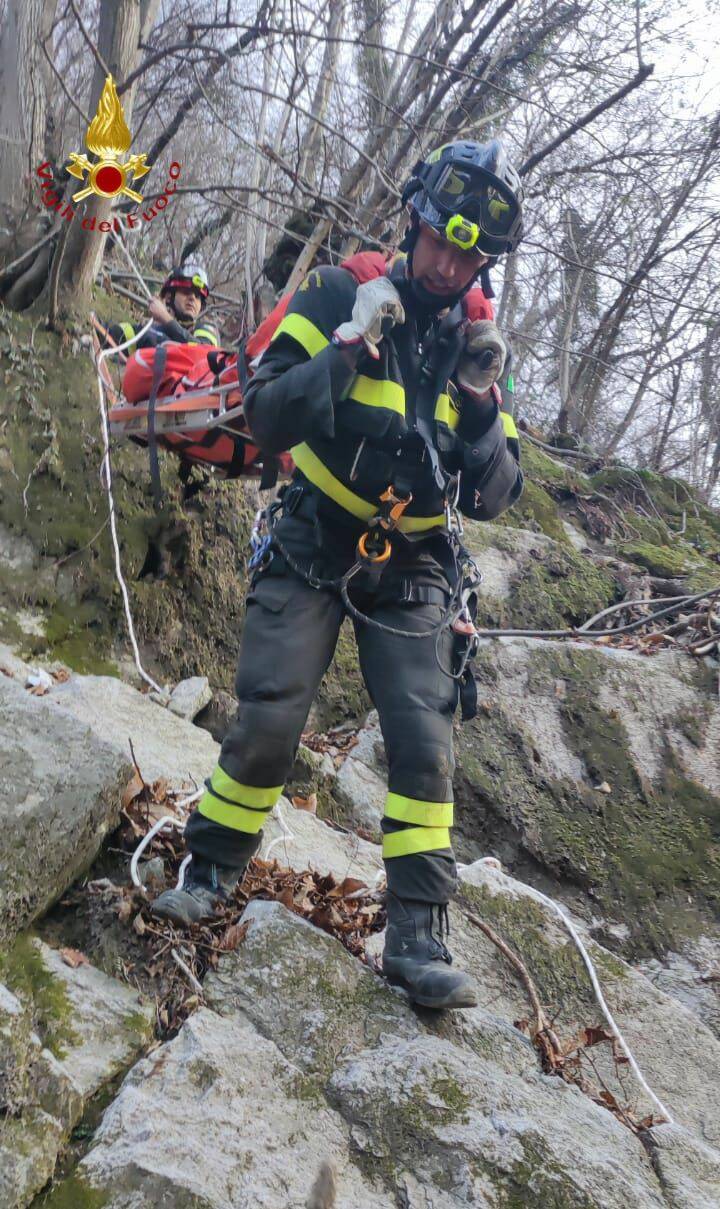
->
[66, 75, 149, 203]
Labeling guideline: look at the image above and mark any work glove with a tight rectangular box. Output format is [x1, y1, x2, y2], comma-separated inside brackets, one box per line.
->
[456, 320, 507, 401]
[333, 277, 405, 360]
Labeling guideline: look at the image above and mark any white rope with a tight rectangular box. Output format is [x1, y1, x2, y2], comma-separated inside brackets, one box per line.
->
[95, 319, 162, 693]
[466, 858, 674, 1124]
[112, 227, 154, 300]
[129, 814, 184, 891]
[264, 800, 295, 861]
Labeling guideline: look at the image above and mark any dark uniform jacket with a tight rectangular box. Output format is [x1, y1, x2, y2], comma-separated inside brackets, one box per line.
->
[107, 314, 219, 351]
[243, 258, 522, 533]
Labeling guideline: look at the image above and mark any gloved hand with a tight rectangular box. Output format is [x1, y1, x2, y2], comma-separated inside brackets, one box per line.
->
[333, 277, 405, 360]
[456, 320, 507, 400]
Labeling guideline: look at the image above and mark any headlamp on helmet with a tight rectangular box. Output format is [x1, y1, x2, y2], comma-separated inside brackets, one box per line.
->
[445, 213, 480, 251]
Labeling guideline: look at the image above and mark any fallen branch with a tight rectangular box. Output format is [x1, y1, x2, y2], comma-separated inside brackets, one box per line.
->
[462, 907, 559, 1052]
[519, 429, 600, 463]
[171, 947, 204, 995]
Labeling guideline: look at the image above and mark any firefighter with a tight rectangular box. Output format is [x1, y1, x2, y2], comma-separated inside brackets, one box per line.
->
[106, 259, 219, 349]
[153, 139, 525, 1011]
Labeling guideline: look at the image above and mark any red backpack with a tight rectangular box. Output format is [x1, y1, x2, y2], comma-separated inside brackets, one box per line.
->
[111, 253, 494, 480]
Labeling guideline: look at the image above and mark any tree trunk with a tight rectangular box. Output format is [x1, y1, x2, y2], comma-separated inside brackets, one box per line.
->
[0, 0, 54, 214]
[55, 0, 147, 313]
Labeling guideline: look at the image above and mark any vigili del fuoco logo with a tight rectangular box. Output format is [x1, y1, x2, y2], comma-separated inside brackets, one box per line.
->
[36, 74, 181, 229]
[66, 75, 150, 202]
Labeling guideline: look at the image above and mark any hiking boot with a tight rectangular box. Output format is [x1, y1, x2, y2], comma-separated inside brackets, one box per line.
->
[151, 856, 244, 926]
[382, 892, 477, 1010]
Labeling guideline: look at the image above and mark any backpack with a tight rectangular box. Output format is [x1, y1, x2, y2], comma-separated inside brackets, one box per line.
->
[109, 252, 494, 481]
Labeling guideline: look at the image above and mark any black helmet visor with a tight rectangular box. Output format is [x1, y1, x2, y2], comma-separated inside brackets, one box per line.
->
[428, 163, 519, 242]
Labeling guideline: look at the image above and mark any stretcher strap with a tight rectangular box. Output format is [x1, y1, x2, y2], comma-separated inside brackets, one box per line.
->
[147, 344, 167, 511]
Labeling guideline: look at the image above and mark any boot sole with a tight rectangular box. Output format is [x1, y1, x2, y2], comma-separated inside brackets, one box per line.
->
[384, 970, 477, 1011]
[151, 893, 214, 928]
[410, 989, 477, 1010]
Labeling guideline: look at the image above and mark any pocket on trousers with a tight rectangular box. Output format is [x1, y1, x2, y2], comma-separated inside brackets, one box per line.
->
[246, 571, 291, 615]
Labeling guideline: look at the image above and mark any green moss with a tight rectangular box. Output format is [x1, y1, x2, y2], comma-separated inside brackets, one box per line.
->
[455, 644, 720, 955]
[316, 619, 370, 727]
[618, 540, 691, 577]
[0, 307, 260, 692]
[0, 934, 78, 1059]
[482, 1140, 601, 1209]
[499, 478, 570, 545]
[482, 543, 616, 631]
[676, 704, 712, 747]
[121, 1009, 153, 1041]
[519, 441, 589, 492]
[458, 881, 628, 1026]
[33, 1173, 109, 1209]
[430, 1075, 471, 1121]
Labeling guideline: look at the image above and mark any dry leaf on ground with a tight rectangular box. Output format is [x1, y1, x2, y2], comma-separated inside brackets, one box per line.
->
[59, 947, 89, 968]
[291, 792, 318, 813]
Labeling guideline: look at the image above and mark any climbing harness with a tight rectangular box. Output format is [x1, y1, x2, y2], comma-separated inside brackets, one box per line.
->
[249, 474, 483, 722]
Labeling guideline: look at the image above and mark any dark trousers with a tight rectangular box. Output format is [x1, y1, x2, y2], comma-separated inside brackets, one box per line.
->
[185, 498, 460, 903]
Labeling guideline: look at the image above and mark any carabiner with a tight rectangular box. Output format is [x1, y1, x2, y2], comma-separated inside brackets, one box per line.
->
[358, 530, 392, 566]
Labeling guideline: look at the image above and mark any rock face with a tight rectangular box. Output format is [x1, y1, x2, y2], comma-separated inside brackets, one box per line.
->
[0, 650, 220, 944]
[167, 675, 213, 720]
[454, 636, 720, 955]
[0, 671, 129, 943]
[56, 826, 720, 1207]
[47, 670, 219, 785]
[259, 798, 384, 886]
[0, 937, 153, 1208]
[66, 1008, 389, 1209]
[334, 709, 386, 830]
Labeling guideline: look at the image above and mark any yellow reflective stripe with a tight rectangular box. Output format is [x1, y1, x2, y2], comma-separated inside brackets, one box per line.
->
[291, 444, 445, 533]
[120, 322, 136, 341]
[271, 313, 329, 358]
[501, 410, 518, 440]
[194, 327, 219, 346]
[198, 790, 271, 834]
[291, 443, 373, 520]
[434, 392, 460, 432]
[384, 794, 453, 828]
[382, 827, 452, 859]
[399, 512, 446, 533]
[210, 767, 283, 809]
[348, 375, 405, 416]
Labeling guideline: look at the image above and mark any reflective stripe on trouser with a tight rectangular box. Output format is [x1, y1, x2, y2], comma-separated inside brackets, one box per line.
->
[197, 766, 284, 833]
[185, 506, 458, 902]
[382, 793, 453, 861]
[185, 510, 346, 867]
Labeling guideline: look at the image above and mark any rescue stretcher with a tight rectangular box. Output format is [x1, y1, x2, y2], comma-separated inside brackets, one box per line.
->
[93, 317, 293, 481]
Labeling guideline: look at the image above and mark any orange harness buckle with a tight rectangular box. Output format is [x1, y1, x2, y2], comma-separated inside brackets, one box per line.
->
[356, 486, 413, 567]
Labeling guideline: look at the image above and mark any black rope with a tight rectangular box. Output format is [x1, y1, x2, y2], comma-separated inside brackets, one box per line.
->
[264, 506, 476, 682]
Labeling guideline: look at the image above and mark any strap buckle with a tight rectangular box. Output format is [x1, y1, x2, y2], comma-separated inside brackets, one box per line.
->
[376, 484, 413, 532]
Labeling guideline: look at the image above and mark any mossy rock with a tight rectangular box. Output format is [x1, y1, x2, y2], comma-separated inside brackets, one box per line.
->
[618, 540, 691, 578]
[34, 1172, 110, 1209]
[517, 440, 590, 491]
[0, 933, 78, 1060]
[498, 477, 570, 545]
[0, 308, 258, 689]
[618, 539, 718, 589]
[498, 547, 614, 631]
[454, 643, 720, 956]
